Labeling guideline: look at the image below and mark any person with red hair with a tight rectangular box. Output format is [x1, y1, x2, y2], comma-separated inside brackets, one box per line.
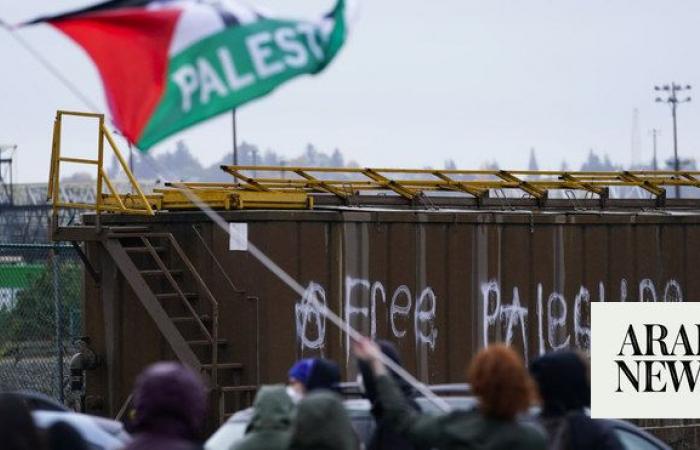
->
[354, 340, 546, 450]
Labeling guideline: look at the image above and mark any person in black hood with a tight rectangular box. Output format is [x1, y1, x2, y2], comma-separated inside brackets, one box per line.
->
[530, 351, 623, 450]
[357, 340, 426, 450]
[306, 358, 341, 392]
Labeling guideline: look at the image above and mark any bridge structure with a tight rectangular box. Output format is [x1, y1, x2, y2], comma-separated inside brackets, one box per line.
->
[0, 143, 54, 243]
[0, 150, 153, 243]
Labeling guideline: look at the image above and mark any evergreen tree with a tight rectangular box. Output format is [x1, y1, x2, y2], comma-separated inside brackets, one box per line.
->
[528, 148, 539, 171]
[331, 149, 344, 167]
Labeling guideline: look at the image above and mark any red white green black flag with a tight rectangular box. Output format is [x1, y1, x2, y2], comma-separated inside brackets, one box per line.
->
[26, 0, 349, 150]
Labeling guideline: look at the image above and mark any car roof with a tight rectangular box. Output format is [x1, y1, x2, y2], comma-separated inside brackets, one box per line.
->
[337, 382, 471, 397]
[223, 395, 477, 424]
[601, 418, 671, 450]
[32, 411, 128, 450]
[216, 394, 669, 450]
[9, 390, 70, 412]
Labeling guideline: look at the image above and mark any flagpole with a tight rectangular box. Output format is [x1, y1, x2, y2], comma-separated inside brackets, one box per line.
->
[232, 110, 238, 165]
[128, 142, 134, 193]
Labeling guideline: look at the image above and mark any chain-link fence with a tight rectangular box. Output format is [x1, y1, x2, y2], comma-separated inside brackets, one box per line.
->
[0, 243, 81, 404]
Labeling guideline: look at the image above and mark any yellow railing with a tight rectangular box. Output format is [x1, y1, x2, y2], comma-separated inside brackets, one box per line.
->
[48, 110, 155, 222]
[213, 165, 700, 200]
[48, 111, 700, 215]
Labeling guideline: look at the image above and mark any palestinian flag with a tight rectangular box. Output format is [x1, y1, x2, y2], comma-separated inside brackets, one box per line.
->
[26, 0, 349, 150]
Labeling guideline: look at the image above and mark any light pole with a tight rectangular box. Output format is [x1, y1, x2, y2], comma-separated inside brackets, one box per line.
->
[654, 83, 692, 198]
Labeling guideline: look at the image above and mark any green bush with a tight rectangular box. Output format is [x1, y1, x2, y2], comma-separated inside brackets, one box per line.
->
[0, 262, 81, 343]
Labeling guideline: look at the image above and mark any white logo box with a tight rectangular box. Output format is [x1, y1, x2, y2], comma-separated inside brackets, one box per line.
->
[591, 302, 700, 419]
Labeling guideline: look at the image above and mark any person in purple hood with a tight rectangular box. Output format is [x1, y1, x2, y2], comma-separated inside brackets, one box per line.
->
[125, 362, 208, 450]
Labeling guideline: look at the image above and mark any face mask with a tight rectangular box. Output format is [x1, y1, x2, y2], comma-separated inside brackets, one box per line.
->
[286, 385, 303, 403]
[356, 374, 366, 395]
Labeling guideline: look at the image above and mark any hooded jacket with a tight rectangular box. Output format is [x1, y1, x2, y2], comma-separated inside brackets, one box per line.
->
[358, 340, 426, 450]
[530, 352, 623, 450]
[374, 374, 546, 450]
[305, 358, 341, 393]
[288, 390, 358, 450]
[125, 362, 207, 450]
[232, 385, 295, 450]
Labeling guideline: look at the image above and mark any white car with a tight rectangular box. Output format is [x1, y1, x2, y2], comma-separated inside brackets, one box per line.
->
[206, 391, 670, 450]
[13, 391, 131, 450]
[33, 410, 131, 450]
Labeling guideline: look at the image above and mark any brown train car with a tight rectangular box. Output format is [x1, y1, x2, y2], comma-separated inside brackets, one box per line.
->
[75, 203, 700, 432]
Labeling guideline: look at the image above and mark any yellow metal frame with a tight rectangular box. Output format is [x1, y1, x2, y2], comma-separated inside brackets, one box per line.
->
[214, 165, 700, 201]
[48, 110, 155, 221]
[48, 111, 700, 215]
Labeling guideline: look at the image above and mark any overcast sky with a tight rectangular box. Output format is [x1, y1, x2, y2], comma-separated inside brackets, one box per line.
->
[3, 0, 700, 182]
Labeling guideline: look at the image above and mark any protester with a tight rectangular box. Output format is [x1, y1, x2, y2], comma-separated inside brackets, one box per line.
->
[530, 351, 623, 450]
[287, 359, 314, 401]
[288, 390, 358, 450]
[357, 340, 426, 450]
[231, 385, 295, 450]
[46, 421, 89, 450]
[0, 393, 45, 450]
[354, 340, 547, 450]
[287, 358, 341, 401]
[125, 362, 207, 450]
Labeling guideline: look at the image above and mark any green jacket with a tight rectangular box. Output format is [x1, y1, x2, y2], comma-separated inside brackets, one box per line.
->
[288, 390, 358, 450]
[375, 375, 547, 450]
[231, 385, 294, 450]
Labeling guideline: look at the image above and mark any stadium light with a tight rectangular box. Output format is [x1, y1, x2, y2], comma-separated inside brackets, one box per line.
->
[653, 82, 693, 198]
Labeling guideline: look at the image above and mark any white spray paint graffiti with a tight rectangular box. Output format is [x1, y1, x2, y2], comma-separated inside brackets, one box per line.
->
[294, 282, 327, 351]
[297, 276, 440, 358]
[389, 285, 412, 339]
[482, 282, 529, 360]
[481, 280, 500, 349]
[502, 287, 528, 358]
[573, 287, 591, 349]
[664, 280, 683, 302]
[415, 287, 438, 350]
[482, 278, 684, 356]
[536, 284, 545, 355]
[639, 278, 658, 302]
[341, 277, 438, 361]
[546, 292, 570, 351]
[620, 279, 627, 302]
[295, 276, 684, 358]
[344, 277, 383, 361]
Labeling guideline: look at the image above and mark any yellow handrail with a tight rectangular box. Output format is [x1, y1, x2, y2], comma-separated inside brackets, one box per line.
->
[214, 165, 700, 200]
[48, 110, 155, 221]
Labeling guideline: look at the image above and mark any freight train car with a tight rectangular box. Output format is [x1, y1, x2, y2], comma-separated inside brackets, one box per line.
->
[66, 198, 699, 424]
